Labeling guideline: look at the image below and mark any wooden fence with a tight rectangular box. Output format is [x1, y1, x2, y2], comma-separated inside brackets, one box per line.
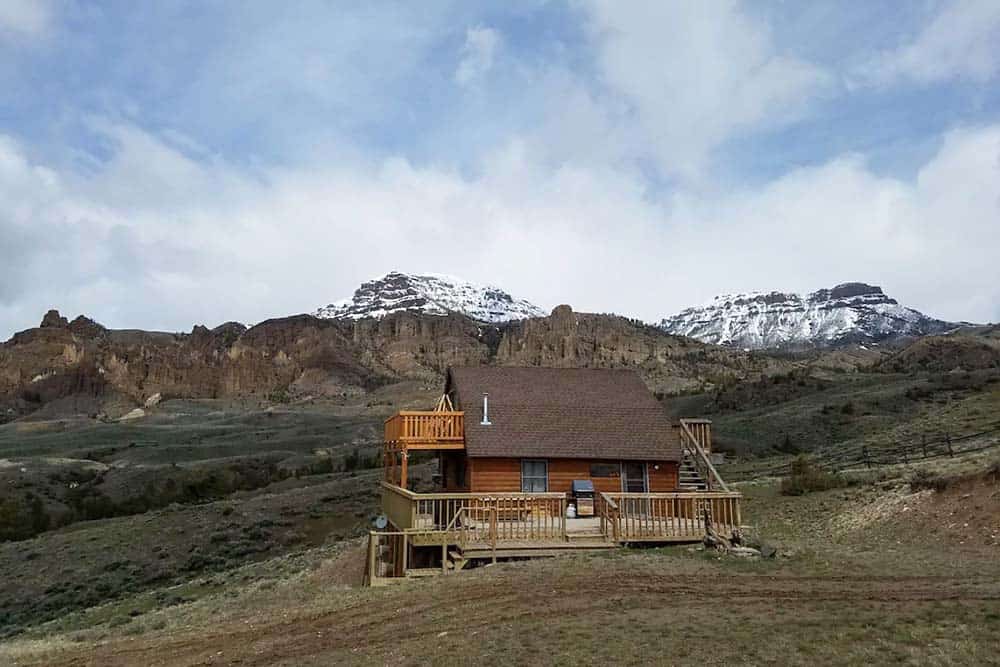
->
[722, 421, 1000, 481]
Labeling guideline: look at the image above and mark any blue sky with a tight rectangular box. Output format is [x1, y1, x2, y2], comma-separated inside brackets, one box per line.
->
[1, 0, 998, 337]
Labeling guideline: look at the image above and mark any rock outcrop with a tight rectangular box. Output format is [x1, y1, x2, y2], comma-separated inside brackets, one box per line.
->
[0, 306, 787, 422]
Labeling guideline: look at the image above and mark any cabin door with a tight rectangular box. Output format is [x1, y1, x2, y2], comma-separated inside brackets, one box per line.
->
[621, 462, 648, 493]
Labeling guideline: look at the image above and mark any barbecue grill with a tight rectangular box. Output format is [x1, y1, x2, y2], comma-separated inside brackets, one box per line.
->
[571, 479, 595, 517]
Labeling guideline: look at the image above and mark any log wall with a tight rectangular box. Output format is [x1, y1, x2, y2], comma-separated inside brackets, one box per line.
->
[467, 457, 678, 494]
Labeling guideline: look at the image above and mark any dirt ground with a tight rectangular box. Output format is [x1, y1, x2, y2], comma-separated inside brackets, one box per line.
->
[4, 461, 999, 666]
[5, 554, 999, 666]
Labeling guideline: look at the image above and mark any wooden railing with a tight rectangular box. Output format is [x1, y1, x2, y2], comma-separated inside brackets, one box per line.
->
[382, 482, 417, 530]
[364, 531, 409, 585]
[383, 483, 741, 546]
[384, 411, 465, 446]
[380, 482, 566, 542]
[600, 491, 742, 542]
[679, 420, 729, 492]
[596, 492, 619, 542]
[680, 419, 712, 453]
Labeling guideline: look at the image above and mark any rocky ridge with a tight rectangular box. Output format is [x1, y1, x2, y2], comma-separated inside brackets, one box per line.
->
[659, 283, 960, 349]
[316, 272, 545, 323]
[0, 306, 783, 422]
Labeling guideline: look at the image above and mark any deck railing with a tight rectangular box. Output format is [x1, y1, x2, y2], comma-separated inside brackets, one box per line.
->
[600, 491, 742, 541]
[382, 483, 742, 546]
[384, 411, 465, 446]
[381, 482, 567, 542]
[679, 420, 729, 492]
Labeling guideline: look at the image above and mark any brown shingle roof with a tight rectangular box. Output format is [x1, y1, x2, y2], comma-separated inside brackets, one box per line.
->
[445, 367, 681, 461]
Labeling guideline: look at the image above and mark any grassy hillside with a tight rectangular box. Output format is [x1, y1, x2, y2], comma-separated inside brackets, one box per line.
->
[670, 364, 1000, 457]
[3, 455, 997, 666]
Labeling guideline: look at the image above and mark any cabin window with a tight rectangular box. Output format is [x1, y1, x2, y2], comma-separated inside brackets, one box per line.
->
[521, 459, 548, 493]
[590, 463, 618, 478]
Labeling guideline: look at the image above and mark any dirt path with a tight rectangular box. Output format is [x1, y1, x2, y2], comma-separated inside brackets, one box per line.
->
[21, 564, 1000, 667]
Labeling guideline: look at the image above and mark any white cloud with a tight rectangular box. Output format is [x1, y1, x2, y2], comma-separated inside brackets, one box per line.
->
[1, 119, 998, 339]
[859, 0, 1000, 86]
[455, 26, 501, 86]
[0, 0, 52, 40]
[581, 0, 830, 181]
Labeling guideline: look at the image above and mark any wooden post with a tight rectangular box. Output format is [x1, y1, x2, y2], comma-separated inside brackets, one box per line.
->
[402, 532, 409, 576]
[560, 497, 567, 541]
[366, 531, 377, 586]
[490, 509, 497, 564]
[400, 449, 409, 490]
[921, 435, 927, 459]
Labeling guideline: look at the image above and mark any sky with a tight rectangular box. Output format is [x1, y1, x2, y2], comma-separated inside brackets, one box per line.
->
[1, 0, 999, 338]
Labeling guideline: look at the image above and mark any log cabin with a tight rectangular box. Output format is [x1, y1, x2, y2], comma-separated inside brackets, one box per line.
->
[367, 366, 741, 585]
[438, 367, 683, 495]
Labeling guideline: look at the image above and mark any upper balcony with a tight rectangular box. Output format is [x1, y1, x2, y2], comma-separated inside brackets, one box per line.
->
[383, 411, 465, 450]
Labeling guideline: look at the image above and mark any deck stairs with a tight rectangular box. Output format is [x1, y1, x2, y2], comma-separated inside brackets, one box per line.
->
[679, 451, 708, 491]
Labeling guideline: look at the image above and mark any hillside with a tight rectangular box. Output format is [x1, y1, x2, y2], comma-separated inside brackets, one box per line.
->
[4, 457, 998, 666]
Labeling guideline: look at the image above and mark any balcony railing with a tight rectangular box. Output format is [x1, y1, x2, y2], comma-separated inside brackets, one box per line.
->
[384, 411, 465, 449]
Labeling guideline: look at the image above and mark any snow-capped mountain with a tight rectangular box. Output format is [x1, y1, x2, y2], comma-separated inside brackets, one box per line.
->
[316, 272, 546, 323]
[659, 282, 960, 349]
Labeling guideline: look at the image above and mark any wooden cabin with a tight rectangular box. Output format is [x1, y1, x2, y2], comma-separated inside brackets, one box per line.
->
[368, 366, 740, 585]
[439, 367, 682, 494]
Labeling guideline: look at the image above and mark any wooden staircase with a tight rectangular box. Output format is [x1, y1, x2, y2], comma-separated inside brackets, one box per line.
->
[679, 452, 708, 491]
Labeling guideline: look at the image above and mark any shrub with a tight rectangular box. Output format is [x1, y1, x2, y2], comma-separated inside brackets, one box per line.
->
[909, 468, 951, 492]
[266, 388, 290, 404]
[780, 457, 847, 496]
[775, 433, 800, 455]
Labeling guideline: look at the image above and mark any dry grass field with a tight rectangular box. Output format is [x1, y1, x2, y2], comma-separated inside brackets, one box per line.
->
[4, 454, 998, 666]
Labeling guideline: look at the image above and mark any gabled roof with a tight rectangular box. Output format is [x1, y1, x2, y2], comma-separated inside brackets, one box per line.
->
[445, 367, 681, 461]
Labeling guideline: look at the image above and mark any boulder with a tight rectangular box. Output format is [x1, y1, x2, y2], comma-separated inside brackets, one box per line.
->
[119, 408, 146, 421]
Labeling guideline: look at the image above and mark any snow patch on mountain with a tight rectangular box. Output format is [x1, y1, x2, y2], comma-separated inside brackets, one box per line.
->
[316, 272, 546, 323]
[659, 282, 958, 349]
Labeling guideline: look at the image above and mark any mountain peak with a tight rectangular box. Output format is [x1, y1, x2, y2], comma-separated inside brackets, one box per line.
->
[660, 282, 956, 349]
[315, 272, 545, 323]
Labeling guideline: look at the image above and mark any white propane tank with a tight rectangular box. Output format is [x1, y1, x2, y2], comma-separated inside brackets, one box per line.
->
[567, 503, 577, 519]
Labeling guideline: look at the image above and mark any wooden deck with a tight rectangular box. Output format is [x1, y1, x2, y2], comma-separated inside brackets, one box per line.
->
[365, 482, 744, 584]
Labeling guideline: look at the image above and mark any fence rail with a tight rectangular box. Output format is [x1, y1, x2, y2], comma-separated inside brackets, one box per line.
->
[721, 421, 1000, 482]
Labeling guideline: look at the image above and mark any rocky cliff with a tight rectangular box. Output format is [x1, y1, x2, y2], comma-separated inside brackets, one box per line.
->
[0, 306, 784, 422]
